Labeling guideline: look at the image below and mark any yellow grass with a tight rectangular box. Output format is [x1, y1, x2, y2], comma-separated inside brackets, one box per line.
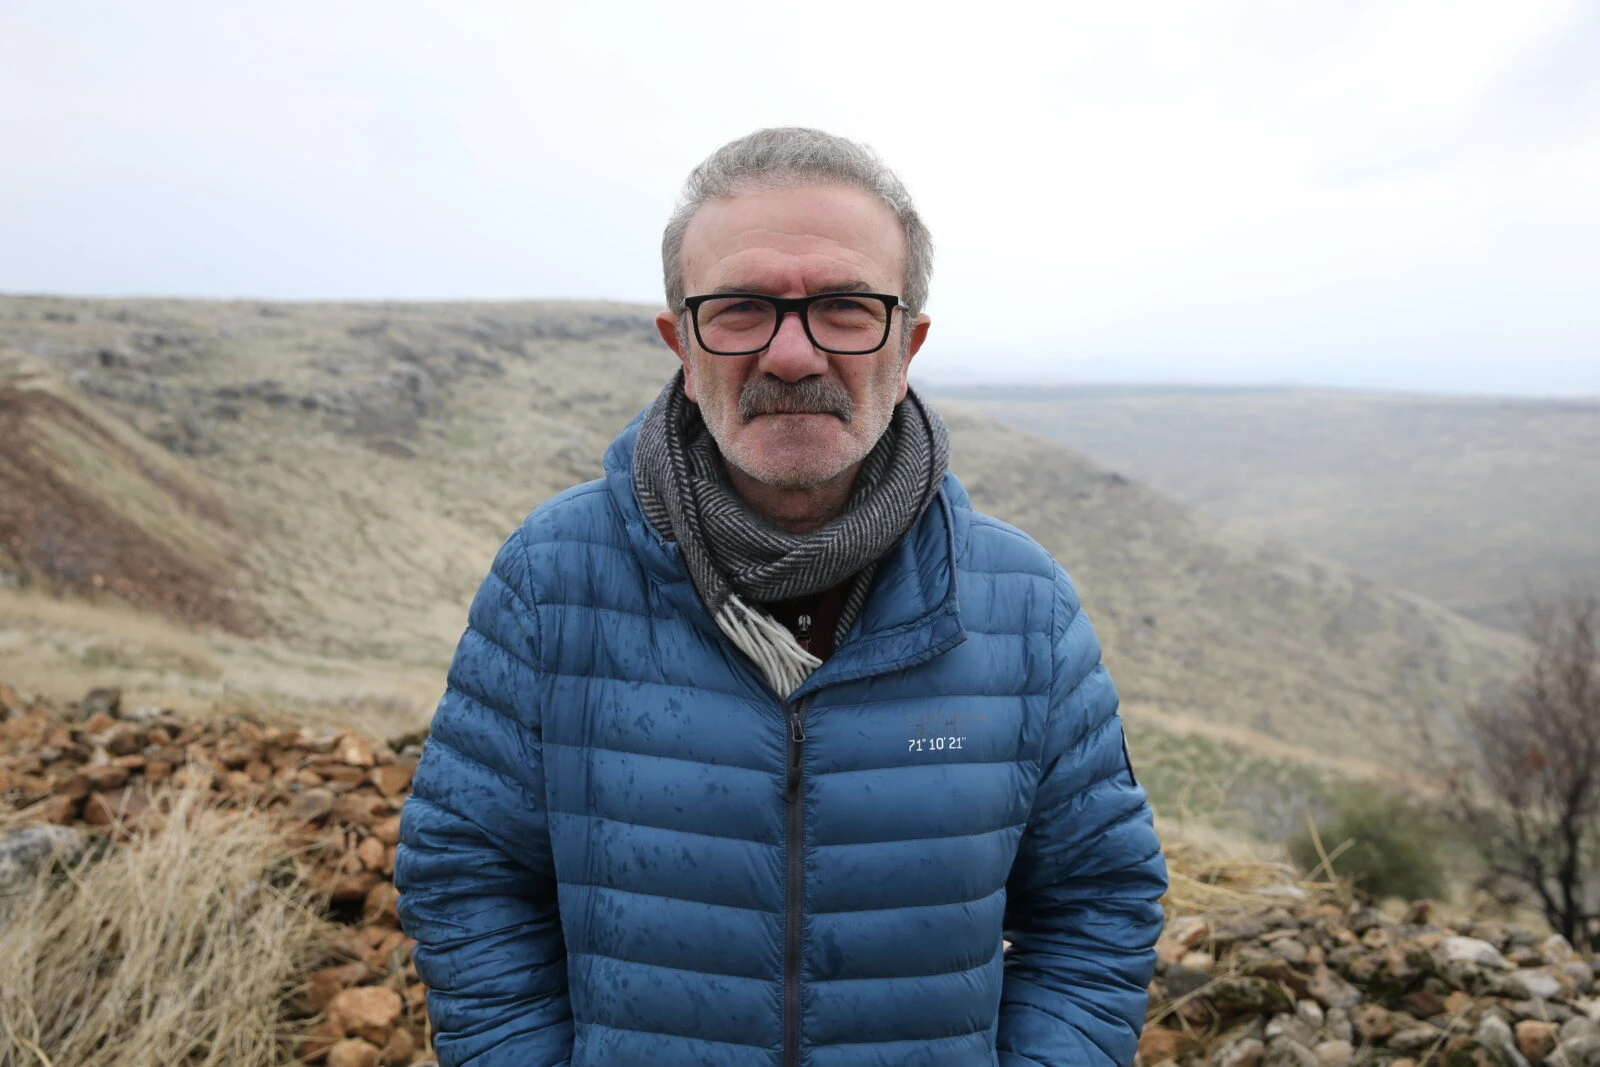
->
[1157, 821, 1336, 916]
[0, 789, 330, 1067]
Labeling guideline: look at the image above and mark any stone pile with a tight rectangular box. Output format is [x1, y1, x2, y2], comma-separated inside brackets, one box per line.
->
[0, 684, 433, 1066]
[1142, 896, 1600, 1067]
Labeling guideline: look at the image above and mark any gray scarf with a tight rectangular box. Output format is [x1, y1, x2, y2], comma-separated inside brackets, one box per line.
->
[633, 371, 950, 697]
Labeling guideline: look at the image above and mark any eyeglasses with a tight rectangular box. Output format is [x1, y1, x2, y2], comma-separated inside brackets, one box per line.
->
[681, 292, 905, 356]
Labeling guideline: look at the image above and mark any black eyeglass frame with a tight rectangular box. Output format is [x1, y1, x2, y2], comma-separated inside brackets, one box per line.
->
[680, 291, 906, 356]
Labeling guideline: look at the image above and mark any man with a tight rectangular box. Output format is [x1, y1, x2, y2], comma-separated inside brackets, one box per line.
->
[396, 127, 1167, 1067]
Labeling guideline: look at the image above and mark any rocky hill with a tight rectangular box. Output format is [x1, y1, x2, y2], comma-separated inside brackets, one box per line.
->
[0, 295, 1523, 766]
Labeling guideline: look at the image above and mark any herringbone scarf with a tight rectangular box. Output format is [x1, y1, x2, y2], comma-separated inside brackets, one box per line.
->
[634, 371, 950, 697]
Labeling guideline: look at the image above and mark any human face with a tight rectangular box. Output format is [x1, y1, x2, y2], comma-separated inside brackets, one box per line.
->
[655, 184, 930, 490]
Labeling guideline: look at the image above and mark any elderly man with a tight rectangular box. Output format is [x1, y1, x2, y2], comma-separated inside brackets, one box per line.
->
[396, 128, 1167, 1067]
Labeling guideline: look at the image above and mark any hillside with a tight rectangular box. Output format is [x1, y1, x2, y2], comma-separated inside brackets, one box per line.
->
[932, 385, 1600, 632]
[0, 349, 249, 632]
[0, 295, 1523, 768]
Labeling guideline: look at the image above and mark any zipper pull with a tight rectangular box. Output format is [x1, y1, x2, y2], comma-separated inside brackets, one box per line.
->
[784, 709, 806, 804]
[795, 613, 812, 652]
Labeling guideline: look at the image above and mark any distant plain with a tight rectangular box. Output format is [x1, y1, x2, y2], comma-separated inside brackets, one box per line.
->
[932, 384, 1600, 633]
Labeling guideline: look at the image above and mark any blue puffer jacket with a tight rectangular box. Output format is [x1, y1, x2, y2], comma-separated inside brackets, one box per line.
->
[396, 419, 1168, 1067]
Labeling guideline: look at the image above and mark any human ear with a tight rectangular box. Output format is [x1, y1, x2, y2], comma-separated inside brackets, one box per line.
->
[656, 310, 700, 402]
[895, 314, 931, 402]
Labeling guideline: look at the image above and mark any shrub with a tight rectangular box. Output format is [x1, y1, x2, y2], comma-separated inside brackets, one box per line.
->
[1288, 790, 1446, 901]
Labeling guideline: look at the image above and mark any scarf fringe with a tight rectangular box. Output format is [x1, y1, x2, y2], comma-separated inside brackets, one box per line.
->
[716, 595, 822, 698]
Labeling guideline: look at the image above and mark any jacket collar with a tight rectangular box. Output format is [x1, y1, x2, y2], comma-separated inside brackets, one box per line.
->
[604, 412, 970, 700]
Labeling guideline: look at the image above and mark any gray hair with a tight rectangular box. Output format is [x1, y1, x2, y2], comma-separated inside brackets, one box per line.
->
[661, 127, 934, 317]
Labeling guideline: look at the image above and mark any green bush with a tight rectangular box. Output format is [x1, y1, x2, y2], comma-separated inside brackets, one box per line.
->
[1288, 791, 1446, 901]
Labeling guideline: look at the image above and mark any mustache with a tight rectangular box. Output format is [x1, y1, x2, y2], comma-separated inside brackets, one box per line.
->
[738, 376, 854, 423]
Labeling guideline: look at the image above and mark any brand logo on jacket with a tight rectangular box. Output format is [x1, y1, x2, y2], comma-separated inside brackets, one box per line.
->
[905, 710, 987, 756]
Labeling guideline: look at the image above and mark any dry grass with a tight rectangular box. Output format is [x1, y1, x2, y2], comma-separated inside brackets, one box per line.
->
[0, 789, 330, 1067]
[1159, 825, 1334, 916]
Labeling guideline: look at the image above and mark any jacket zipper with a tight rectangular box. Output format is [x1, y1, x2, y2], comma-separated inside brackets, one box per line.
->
[782, 697, 810, 1067]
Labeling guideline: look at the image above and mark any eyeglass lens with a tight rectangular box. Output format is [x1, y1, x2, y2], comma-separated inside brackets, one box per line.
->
[695, 295, 890, 355]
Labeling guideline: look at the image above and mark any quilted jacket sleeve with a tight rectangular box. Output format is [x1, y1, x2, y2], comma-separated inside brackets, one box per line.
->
[394, 531, 573, 1066]
[997, 567, 1168, 1067]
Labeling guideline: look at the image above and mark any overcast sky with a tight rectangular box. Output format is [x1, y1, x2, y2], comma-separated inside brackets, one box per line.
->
[2, 1, 1597, 395]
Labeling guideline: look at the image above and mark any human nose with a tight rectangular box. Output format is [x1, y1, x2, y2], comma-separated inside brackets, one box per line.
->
[757, 308, 830, 382]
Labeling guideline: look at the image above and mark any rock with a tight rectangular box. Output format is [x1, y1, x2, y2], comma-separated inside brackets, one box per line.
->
[73, 687, 121, 722]
[1313, 1040, 1354, 1067]
[326, 1038, 382, 1067]
[371, 761, 415, 797]
[356, 835, 387, 871]
[1479, 1015, 1534, 1067]
[24, 793, 79, 824]
[1340, 907, 1380, 935]
[334, 791, 388, 827]
[1390, 1024, 1446, 1052]
[334, 733, 377, 768]
[299, 726, 340, 753]
[327, 985, 401, 1045]
[83, 787, 151, 827]
[1544, 937, 1581, 966]
[80, 764, 130, 790]
[1297, 1000, 1326, 1029]
[1270, 939, 1309, 966]
[1565, 1021, 1600, 1044]
[1241, 958, 1310, 998]
[1211, 977, 1296, 1016]
[289, 787, 336, 823]
[1212, 912, 1269, 943]
[1503, 970, 1571, 1003]
[1519, 1021, 1562, 1065]
[1447, 937, 1515, 971]
[1561, 963, 1595, 997]
[1309, 966, 1363, 1010]
[1141, 1026, 1193, 1064]
[1269, 1014, 1319, 1048]
[1166, 963, 1214, 999]
[371, 814, 402, 846]
[301, 1016, 345, 1062]
[1324, 1008, 1355, 1044]
[363, 881, 401, 926]
[1183, 950, 1218, 971]
[1402, 986, 1446, 1019]
[1215, 1037, 1266, 1067]
[378, 1026, 414, 1066]
[1262, 1038, 1320, 1067]
[327, 870, 382, 901]
[1353, 1003, 1397, 1042]
[0, 825, 90, 887]
[108, 725, 147, 757]
[307, 963, 369, 1012]
[1552, 1033, 1600, 1067]
[1512, 1001, 1577, 1024]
